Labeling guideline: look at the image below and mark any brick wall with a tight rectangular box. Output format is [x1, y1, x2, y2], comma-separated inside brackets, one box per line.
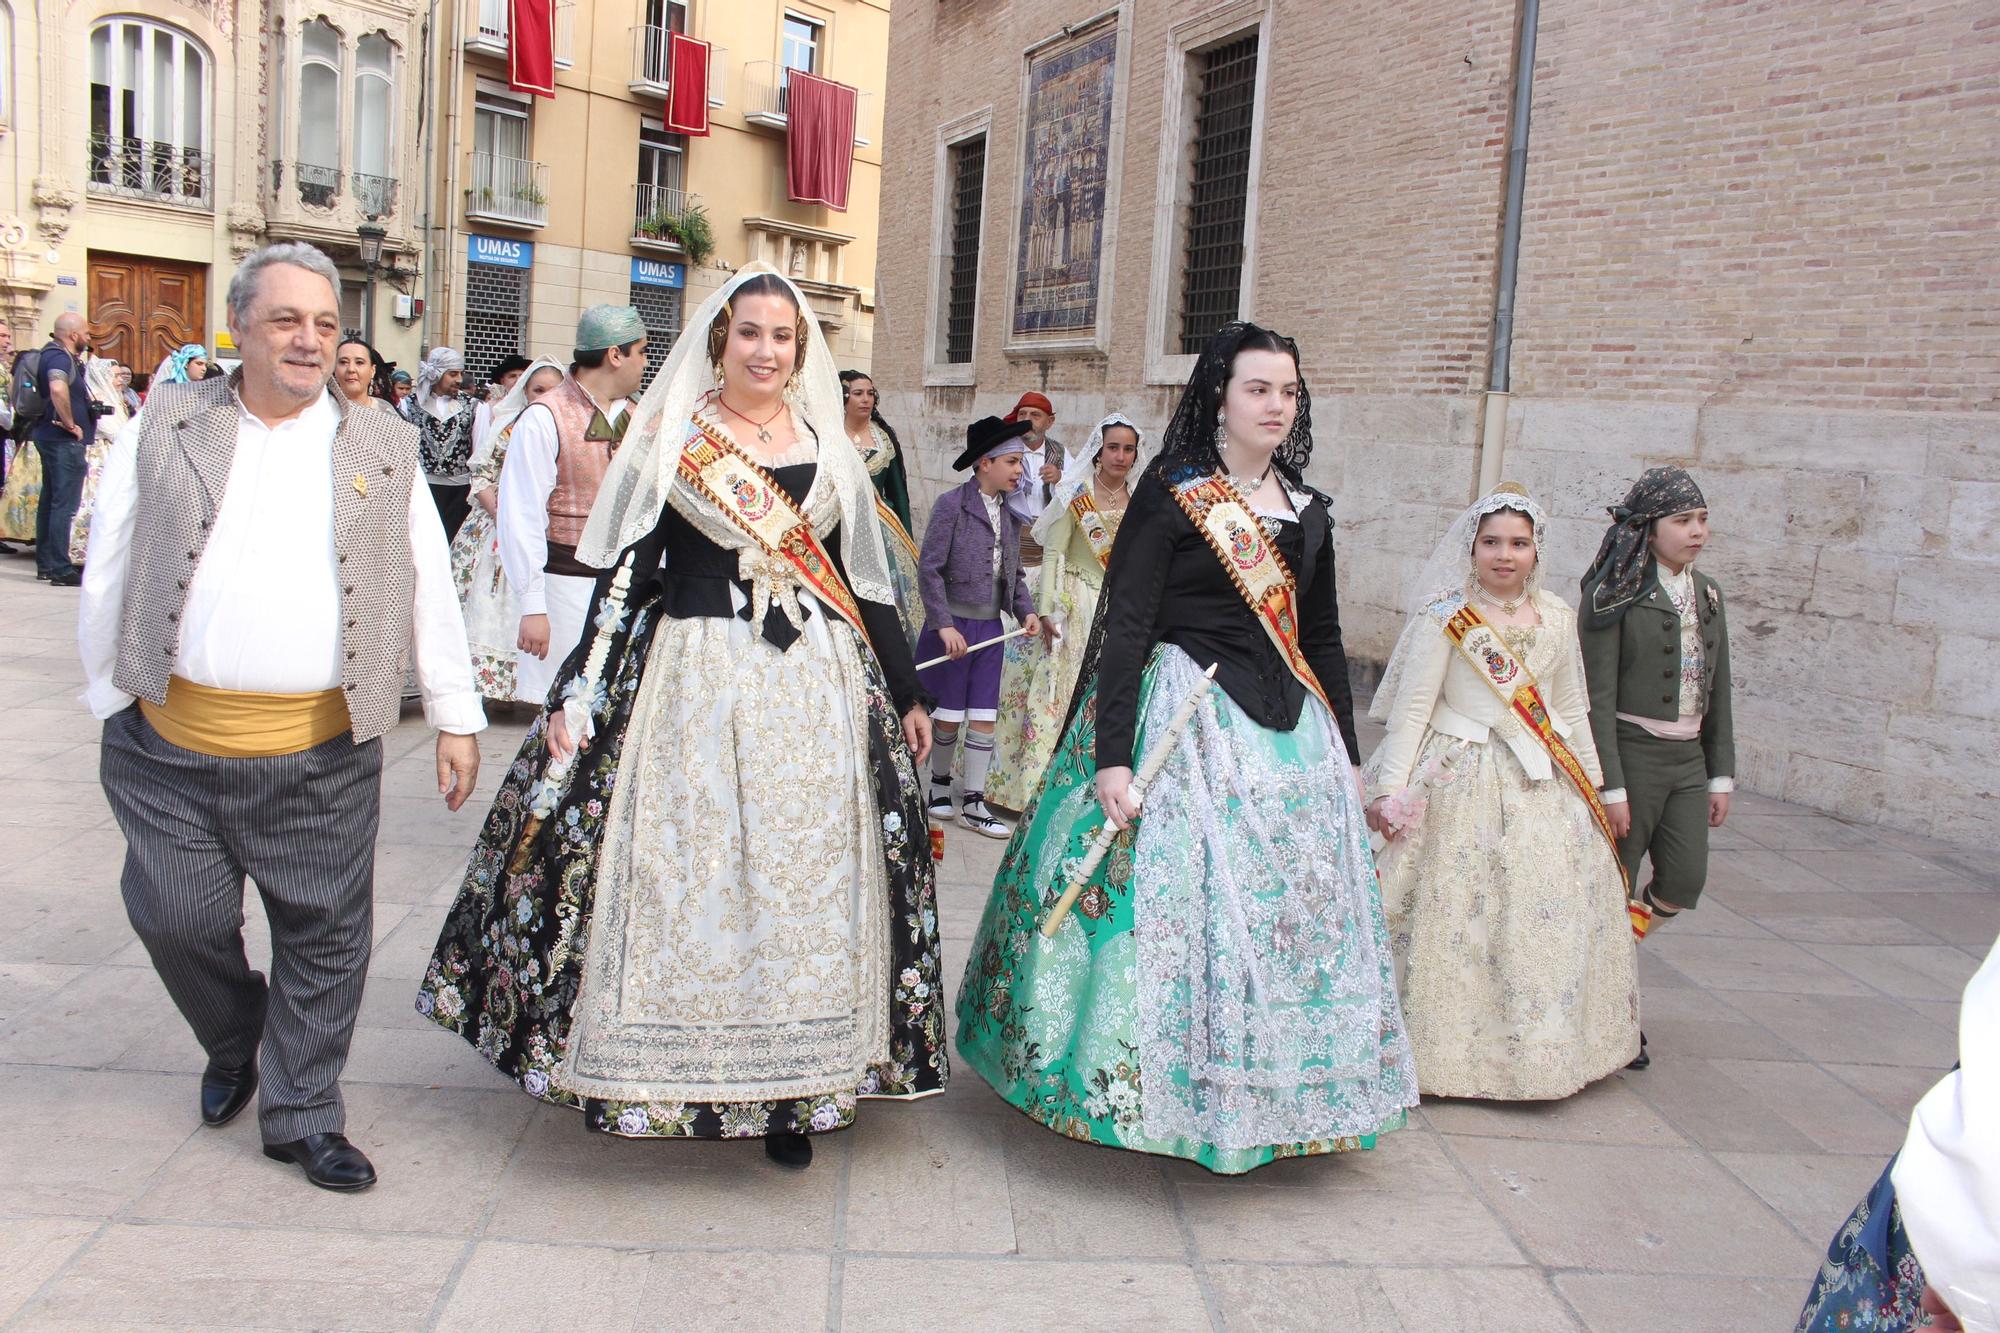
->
[877, 0, 2000, 843]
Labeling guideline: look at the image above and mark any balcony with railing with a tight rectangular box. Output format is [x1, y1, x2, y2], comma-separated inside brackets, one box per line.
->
[467, 152, 549, 228]
[630, 24, 671, 97]
[353, 172, 400, 220]
[630, 183, 700, 253]
[466, 0, 574, 66]
[742, 62, 870, 145]
[87, 135, 215, 210]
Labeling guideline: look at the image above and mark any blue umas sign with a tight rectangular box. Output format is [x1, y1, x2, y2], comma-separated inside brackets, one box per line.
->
[468, 235, 535, 270]
[630, 258, 685, 289]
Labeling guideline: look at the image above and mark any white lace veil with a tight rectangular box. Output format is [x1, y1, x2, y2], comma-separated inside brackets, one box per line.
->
[575, 263, 895, 606]
[1033, 411, 1148, 545]
[486, 355, 565, 441]
[1368, 484, 1549, 722]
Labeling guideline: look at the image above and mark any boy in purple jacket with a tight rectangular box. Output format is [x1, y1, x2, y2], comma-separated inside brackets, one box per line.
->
[917, 415, 1045, 837]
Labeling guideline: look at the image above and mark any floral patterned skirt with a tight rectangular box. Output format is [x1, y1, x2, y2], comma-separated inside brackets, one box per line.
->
[0, 441, 40, 542]
[1796, 1157, 1928, 1332]
[448, 501, 519, 702]
[1373, 728, 1640, 1100]
[986, 566, 1101, 811]
[955, 645, 1416, 1174]
[418, 602, 947, 1138]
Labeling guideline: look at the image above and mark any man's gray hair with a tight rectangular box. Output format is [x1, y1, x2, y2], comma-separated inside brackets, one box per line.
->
[227, 241, 342, 318]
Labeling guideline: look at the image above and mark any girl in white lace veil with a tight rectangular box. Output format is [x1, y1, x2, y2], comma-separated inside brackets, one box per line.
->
[1369, 483, 1548, 723]
[576, 262, 896, 608]
[1030, 411, 1149, 548]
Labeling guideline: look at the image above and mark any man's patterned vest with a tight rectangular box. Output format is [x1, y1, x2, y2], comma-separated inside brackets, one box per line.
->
[543, 377, 618, 552]
[112, 376, 420, 744]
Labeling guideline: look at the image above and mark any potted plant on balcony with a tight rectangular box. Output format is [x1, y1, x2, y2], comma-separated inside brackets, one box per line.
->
[636, 200, 714, 268]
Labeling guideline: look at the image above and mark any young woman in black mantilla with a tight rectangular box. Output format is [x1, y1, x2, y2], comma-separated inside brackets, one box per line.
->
[418, 264, 946, 1169]
[953, 323, 1416, 1174]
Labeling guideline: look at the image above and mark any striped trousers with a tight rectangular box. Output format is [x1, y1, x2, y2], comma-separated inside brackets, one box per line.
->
[100, 705, 382, 1143]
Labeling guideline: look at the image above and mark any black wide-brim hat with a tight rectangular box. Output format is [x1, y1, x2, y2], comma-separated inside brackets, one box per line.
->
[951, 415, 1035, 472]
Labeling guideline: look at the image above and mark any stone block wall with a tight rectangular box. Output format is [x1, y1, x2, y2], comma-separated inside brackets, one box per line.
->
[876, 0, 1999, 843]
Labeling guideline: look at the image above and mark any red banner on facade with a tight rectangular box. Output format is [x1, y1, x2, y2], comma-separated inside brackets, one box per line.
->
[665, 32, 712, 136]
[784, 71, 857, 211]
[508, 0, 556, 98]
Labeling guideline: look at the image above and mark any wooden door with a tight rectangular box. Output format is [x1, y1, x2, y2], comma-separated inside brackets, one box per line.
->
[88, 253, 208, 385]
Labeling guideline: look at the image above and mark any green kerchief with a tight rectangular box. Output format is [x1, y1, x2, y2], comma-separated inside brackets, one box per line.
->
[575, 304, 647, 353]
[585, 409, 630, 446]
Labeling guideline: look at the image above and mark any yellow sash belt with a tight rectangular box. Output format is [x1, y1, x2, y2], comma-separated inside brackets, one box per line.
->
[140, 676, 352, 758]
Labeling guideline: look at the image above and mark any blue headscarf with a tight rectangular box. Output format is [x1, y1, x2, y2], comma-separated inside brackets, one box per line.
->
[153, 343, 210, 386]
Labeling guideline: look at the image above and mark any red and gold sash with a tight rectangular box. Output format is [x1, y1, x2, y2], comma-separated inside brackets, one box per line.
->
[875, 494, 919, 566]
[676, 416, 873, 651]
[1066, 487, 1117, 570]
[1439, 601, 1645, 934]
[1171, 474, 1331, 716]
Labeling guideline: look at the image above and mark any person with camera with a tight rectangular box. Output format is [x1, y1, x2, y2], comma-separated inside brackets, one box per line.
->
[27, 314, 92, 585]
[401, 346, 480, 541]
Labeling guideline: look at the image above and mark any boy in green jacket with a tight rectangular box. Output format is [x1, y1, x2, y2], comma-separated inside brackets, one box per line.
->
[1579, 468, 1734, 1065]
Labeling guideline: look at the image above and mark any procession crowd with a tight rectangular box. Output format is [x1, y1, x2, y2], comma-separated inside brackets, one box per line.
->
[29, 239, 1994, 1332]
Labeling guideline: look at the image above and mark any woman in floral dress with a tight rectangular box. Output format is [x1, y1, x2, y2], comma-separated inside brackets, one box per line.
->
[67, 357, 133, 564]
[1364, 485, 1639, 1099]
[986, 413, 1142, 811]
[420, 265, 945, 1169]
[451, 357, 563, 700]
[954, 324, 1415, 1174]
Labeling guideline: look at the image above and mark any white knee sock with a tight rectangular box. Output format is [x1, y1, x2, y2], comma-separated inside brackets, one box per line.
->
[962, 729, 995, 795]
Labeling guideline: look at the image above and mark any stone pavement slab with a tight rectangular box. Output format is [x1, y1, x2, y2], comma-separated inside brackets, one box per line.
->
[0, 556, 1992, 1331]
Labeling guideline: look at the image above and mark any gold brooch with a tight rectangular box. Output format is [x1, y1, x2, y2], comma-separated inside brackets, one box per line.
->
[353, 473, 368, 498]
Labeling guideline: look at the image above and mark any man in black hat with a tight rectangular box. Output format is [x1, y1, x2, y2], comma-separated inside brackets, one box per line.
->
[913, 415, 1044, 838]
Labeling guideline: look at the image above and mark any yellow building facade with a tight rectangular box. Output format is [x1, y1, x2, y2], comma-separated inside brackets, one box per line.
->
[428, 0, 891, 383]
[0, 0, 430, 378]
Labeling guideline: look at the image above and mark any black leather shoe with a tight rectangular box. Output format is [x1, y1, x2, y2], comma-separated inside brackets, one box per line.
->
[262, 1133, 378, 1191]
[1627, 1032, 1651, 1071]
[199, 1059, 258, 1127]
[765, 1131, 813, 1169]
[48, 571, 82, 586]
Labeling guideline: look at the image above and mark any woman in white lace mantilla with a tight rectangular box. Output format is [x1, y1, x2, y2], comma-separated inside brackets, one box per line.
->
[420, 265, 946, 1170]
[1363, 483, 1640, 1100]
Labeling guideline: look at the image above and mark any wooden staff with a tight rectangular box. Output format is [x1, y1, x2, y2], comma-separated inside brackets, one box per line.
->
[1039, 663, 1218, 939]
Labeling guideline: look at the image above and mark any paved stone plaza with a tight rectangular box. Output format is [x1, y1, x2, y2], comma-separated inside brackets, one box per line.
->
[0, 557, 1991, 1331]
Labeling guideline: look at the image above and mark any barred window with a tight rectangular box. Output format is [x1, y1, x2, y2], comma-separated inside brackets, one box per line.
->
[1177, 32, 1259, 354]
[464, 262, 528, 372]
[943, 134, 986, 365]
[630, 281, 683, 390]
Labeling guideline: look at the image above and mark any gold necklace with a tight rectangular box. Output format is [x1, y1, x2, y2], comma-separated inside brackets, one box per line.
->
[1090, 475, 1127, 508]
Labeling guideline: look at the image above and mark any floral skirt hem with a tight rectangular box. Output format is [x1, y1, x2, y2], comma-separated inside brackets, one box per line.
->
[418, 600, 949, 1140]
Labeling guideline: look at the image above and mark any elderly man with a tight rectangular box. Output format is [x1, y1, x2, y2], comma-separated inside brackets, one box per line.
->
[497, 305, 647, 703]
[79, 241, 486, 1192]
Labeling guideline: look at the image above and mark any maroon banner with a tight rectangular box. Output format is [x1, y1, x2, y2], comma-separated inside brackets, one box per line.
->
[665, 32, 712, 136]
[508, 0, 556, 98]
[785, 71, 857, 211]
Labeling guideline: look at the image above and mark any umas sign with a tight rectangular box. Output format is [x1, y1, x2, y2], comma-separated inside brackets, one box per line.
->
[630, 258, 685, 289]
[468, 235, 535, 270]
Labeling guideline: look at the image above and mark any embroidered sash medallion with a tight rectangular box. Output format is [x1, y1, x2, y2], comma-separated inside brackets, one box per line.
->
[1171, 473, 1331, 716]
[677, 416, 873, 651]
[1067, 488, 1117, 569]
[1438, 601, 1642, 934]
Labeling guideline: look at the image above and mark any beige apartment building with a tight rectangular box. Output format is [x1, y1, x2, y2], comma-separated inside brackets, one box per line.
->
[876, 0, 2000, 843]
[426, 0, 890, 384]
[0, 0, 430, 377]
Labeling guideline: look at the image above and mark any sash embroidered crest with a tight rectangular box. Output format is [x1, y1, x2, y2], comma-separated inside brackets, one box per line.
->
[676, 416, 873, 651]
[1438, 601, 1641, 931]
[1171, 473, 1331, 716]
[1067, 487, 1117, 569]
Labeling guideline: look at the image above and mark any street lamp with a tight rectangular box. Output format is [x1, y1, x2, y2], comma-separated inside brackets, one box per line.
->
[356, 221, 387, 344]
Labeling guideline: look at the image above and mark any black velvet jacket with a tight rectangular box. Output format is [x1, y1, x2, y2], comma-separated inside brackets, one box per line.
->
[575, 460, 924, 714]
[1093, 471, 1361, 770]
